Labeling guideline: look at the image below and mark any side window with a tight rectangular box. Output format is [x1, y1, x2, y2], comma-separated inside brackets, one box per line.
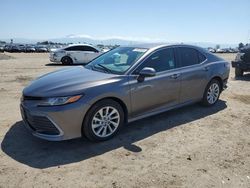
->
[78, 46, 98, 52]
[64, 47, 71, 51]
[75, 46, 83, 51]
[77, 46, 87, 51]
[198, 51, 206, 62]
[64, 46, 98, 52]
[85, 46, 98, 52]
[134, 48, 176, 73]
[179, 47, 199, 67]
[65, 46, 78, 51]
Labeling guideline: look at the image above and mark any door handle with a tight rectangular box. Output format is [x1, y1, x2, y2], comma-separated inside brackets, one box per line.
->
[203, 66, 210, 71]
[170, 73, 180, 79]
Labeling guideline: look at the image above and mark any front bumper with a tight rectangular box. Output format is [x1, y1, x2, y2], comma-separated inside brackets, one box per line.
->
[20, 99, 91, 141]
[21, 105, 64, 141]
[49, 54, 61, 63]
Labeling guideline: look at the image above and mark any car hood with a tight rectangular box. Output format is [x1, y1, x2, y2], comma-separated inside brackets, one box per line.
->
[23, 66, 122, 97]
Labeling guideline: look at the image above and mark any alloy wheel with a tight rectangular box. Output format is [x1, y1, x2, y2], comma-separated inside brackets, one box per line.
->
[91, 106, 120, 138]
[207, 83, 220, 104]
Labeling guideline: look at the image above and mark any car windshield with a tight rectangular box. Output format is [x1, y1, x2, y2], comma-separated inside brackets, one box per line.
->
[85, 47, 148, 74]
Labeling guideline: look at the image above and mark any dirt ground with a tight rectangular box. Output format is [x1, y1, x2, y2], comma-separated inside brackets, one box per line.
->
[0, 52, 249, 188]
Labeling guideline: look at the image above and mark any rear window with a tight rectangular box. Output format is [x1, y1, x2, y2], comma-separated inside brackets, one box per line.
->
[83, 46, 99, 52]
[64, 46, 98, 52]
[178, 47, 205, 67]
[65, 46, 77, 51]
[198, 51, 206, 62]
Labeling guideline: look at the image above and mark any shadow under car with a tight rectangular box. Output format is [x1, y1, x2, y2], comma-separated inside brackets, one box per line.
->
[1, 100, 227, 169]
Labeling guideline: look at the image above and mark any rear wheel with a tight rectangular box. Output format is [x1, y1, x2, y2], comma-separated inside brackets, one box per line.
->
[235, 67, 243, 77]
[202, 79, 221, 106]
[83, 99, 124, 141]
[61, 56, 73, 65]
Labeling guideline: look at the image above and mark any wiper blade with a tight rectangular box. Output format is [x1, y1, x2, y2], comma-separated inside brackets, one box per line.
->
[94, 64, 112, 73]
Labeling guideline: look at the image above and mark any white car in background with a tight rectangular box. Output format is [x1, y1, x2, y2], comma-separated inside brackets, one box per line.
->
[216, 48, 225, 53]
[49, 44, 102, 64]
[208, 48, 216, 53]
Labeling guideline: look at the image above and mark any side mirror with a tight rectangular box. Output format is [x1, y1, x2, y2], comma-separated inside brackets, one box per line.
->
[137, 67, 156, 82]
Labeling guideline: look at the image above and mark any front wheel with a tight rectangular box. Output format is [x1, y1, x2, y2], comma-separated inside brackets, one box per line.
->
[61, 56, 73, 65]
[82, 99, 124, 141]
[202, 79, 221, 106]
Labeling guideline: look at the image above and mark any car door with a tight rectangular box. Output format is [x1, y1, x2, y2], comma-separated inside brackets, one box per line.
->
[84, 46, 100, 63]
[176, 47, 208, 103]
[73, 46, 87, 63]
[129, 48, 181, 117]
[65, 46, 82, 63]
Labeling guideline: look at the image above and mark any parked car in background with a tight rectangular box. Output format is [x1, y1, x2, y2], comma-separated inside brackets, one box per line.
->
[3, 44, 28, 53]
[0, 46, 4, 52]
[233, 48, 239, 53]
[102, 48, 111, 53]
[232, 46, 250, 77]
[216, 49, 226, 53]
[25, 46, 36, 53]
[49, 44, 102, 64]
[21, 44, 230, 141]
[7, 45, 21, 53]
[3, 45, 8, 52]
[35, 46, 48, 53]
[208, 48, 216, 53]
[18, 45, 26, 52]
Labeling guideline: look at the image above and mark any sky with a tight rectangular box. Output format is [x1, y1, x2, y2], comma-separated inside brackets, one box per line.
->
[1, 0, 250, 44]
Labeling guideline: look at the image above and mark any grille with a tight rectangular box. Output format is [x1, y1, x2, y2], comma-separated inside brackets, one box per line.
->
[23, 108, 60, 135]
[23, 95, 43, 101]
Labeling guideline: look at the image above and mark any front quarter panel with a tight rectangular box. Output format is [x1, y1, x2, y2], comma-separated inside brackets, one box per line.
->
[82, 75, 131, 116]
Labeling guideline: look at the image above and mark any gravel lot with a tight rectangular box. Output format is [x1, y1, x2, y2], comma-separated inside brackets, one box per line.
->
[0, 52, 250, 188]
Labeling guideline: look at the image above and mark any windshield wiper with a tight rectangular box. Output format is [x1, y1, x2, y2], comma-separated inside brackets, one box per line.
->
[94, 64, 112, 73]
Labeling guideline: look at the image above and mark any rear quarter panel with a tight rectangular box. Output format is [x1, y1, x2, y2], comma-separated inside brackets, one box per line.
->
[206, 52, 230, 84]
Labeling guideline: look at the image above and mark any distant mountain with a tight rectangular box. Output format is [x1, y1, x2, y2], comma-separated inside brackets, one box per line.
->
[0, 35, 238, 48]
[50, 35, 146, 45]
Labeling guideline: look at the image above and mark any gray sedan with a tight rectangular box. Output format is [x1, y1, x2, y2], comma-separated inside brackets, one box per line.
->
[20, 44, 230, 141]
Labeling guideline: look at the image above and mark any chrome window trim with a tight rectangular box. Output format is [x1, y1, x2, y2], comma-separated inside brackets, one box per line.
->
[127, 45, 208, 76]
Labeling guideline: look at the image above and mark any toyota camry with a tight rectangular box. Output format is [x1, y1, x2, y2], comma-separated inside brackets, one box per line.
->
[20, 44, 230, 141]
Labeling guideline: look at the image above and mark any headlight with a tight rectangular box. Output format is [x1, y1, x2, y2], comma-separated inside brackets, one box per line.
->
[38, 95, 82, 106]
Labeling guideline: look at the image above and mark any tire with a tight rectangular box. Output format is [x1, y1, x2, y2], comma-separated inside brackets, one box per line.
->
[202, 79, 221, 106]
[82, 99, 124, 141]
[235, 67, 243, 77]
[61, 56, 73, 65]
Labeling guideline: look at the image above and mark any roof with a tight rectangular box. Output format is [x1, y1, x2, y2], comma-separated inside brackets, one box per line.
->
[123, 43, 206, 52]
[64, 43, 100, 51]
[68, 43, 95, 47]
